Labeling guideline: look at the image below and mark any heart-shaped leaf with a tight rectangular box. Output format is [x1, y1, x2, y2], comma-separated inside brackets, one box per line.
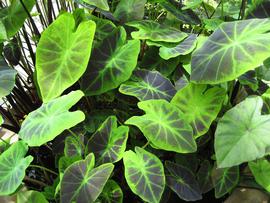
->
[81, 27, 140, 96]
[0, 141, 33, 195]
[36, 13, 96, 102]
[86, 116, 128, 165]
[125, 99, 196, 153]
[215, 96, 270, 168]
[60, 153, 114, 203]
[82, 0, 109, 11]
[165, 161, 202, 201]
[191, 19, 270, 84]
[159, 34, 197, 60]
[64, 136, 83, 157]
[97, 180, 123, 203]
[123, 147, 165, 203]
[19, 90, 85, 147]
[119, 69, 176, 101]
[17, 190, 48, 203]
[127, 20, 188, 42]
[171, 84, 226, 137]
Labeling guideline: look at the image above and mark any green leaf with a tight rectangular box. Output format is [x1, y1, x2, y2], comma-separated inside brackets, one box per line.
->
[97, 180, 123, 203]
[123, 147, 165, 203]
[36, 13, 96, 102]
[82, 0, 109, 11]
[64, 136, 83, 157]
[127, 20, 188, 42]
[212, 165, 239, 198]
[0, 141, 33, 195]
[215, 96, 270, 168]
[197, 160, 213, 193]
[86, 116, 128, 165]
[203, 18, 224, 31]
[159, 34, 197, 60]
[165, 161, 202, 201]
[246, 1, 270, 19]
[17, 190, 48, 203]
[119, 69, 176, 101]
[19, 90, 85, 147]
[125, 99, 196, 153]
[0, 0, 35, 38]
[81, 27, 140, 96]
[249, 159, 270, 192]
[183, 0, 203, 10]
[0, 56, 17, 98]
[191, 19, 270, 84]
[0, 115, 3, 125]
[171, 84, 226, 138]
[60, 153, 114, 203]
[0, 21, 7, 42]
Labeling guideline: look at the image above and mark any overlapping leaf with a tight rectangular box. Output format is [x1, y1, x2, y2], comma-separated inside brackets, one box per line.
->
[171, 84, 226, 137]
[19, 90, 85, 146]
[86, 116, 128, 165]
[247, 0, 270, 19]
[82, 0, 109, 11]
[97, 180, 123, 203]
[36, 13, 96, 102]
[119, 69, 176, 101]
[81, 27, 140, 96]
[0, 141, 33, 195]
[215, 96, 270, 168]
[191, 19, 270, 84]
[197, 160, 213, 193]
[123, 147, 165, 203]
[64, 136, 83, 157]
[17, 190, 48, 203]
[125, 99, 196, 153]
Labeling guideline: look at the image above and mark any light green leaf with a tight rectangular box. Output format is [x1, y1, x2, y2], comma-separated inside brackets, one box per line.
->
[36, 13, 96, 102]
[183, 0, 203, 10]
[171, 84, 226, 138]
[97, 180, 123, 203]
[86, 116, 128, 165]
[19, 90, 85, 147]
[64, 136, 83, 157]
[114, 0, 146, 23]
[159, 34, 197, 60]
[249, 159, 270, 192]
[212, 165, 239, 198]
[203, 18, 224, 31]
[17, 190, 48, 203]
[215, 96, 270, 168]
[127, 20, 188, 42]
[125, 99, 196, 153]
[82, 0, 109, 11]
[0, 115, 3, 125]
[0, 21, 7, 42]
[119, 69, 176, 101]
[0, 141, 33, 195]
[60, 153, 114, 203]
[81, 27, 140, 96]
[191, 19, 270, 84]
[123, 147, 165, 203]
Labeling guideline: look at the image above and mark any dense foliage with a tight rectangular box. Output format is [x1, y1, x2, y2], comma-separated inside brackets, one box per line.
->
[1, 0, 270, 202]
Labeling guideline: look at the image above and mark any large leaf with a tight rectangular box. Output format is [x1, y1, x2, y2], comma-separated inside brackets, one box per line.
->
[81, 27, 140, 96]
[125, 99, 196, 153]
[0, 0, 35, 39]
[82, 0, 109, 11]
[119, 69, 176, 101]
[127, 20, 188, 42]
[0, 141, 33, 195]
[159, 34, 197, 60]
[36, 13, 96, 102]
[17, 190, 48, 203]
[114, 0, 146, 23]
[97, 180, 123, 203]
[249, 159, 270, 192]
[191, 19, 270, 84]
[123, 147, 165, 203]
[214, 96, 270, 168]
[165, 161, 202, 201]
[0, 56, 17, 98]
[19, 90, 85, 147]
[212, 165, 239, 198]
[171, 84, 226, 138]
[61, 153, 114, 203]
[86, 116, 128, 165]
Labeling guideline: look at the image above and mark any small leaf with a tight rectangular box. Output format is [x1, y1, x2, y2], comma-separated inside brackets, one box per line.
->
[159, 34, 197, 60]
[61, 153, 114, 203]
[82, 0, 109, 11]
[171, 84, 226, 137]
[127, 20, 188, 42]
[197, 160, 213, 193]
[17, 190, 48, 203]
[165, 161, 202, 201]
[215, 96, 270, 168]
[19, 90, 85, 147]
[0, 141, 33, 195]
[123, 147, 165, 203]
[246, 1, 270, 19]
[0, 115, 3, 125]
[119, 69, 176, 101]
[98, 180, 123, 203]
[212, 165, 239, 198]
[86, 116, 128, 165]
[64, 136, 83, 157]
[36, 13, 96, 102]
[0, 21, 7, 42]
[125, 99, 196, 153]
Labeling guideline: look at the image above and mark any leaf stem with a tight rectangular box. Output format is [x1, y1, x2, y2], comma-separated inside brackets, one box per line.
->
[142, 141, 150, 149]
[24, 176, 47, 187]
[29, 164, 58, 176]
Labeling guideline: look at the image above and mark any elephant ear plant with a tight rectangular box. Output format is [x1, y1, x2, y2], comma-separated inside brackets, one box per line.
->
[1, 0, 270, 202]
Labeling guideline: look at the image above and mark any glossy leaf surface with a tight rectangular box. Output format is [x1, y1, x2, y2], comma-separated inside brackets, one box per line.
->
[0, 57, 16, 98]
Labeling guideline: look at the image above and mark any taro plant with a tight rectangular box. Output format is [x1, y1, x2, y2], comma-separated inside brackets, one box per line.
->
[1, 0, 270, 202]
